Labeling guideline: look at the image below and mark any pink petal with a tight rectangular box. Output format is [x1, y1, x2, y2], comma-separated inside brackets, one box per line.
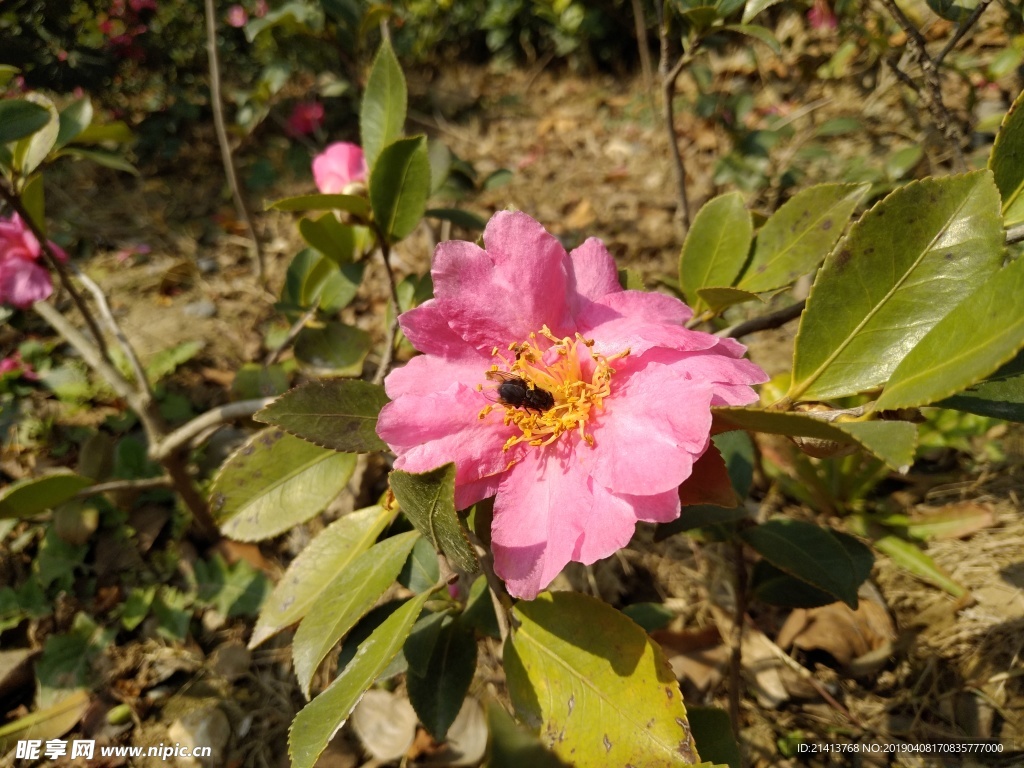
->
[376, 382, 523, 486]
[384, 352, 489, 400]
[577, 290, 716, 358]
[312, 142, 367, 193]
[455, 473, 503, 510]
[0, 259, 53, 308]
[582, 362, 714, 495]
[568, 237, 621, 309]
[432, 211, 574, 352]
[570, 485, 681, 564]
[641, 347, 768, 405]
[398, 300, 485, 360]
[491, 447, 589, 600]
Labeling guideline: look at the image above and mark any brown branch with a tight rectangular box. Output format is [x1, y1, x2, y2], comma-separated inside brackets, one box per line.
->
[662, 52, 693, 232]
[371, 236, 403, 387]
[0, 183, 110, 360]
[1006, 223, 1024, 246]
[150, 397, 275, 461]
[878, 0, 967, 170]
[630, 0, 655, 108]
[265, 301, 320, 367]
[204, 0, 266, 283]
[717, 299, 806, 339]
[935, 0, 994, 66]
[75, 476, 174, 498]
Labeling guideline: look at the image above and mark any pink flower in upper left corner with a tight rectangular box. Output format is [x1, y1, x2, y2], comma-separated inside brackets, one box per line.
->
[376, 211, 769, 600]
[312, 142, 367, 194]
[226, 4, 248, 27]
[0, 213, 67, 309]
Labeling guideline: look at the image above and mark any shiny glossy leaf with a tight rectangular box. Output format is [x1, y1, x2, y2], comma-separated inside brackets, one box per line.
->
[0, 99, 51, 144]
[680, 191, 752, 311]
[0, 471, 93, 519]
[255, 379, 389, 452]
[425, 207, 487, 230]
[407, 619, 478, 740]
[55, 97, 93, 149]
[294, 322, 372, 377]
[390, 463, 479, 573]
[940, 348, 1024, 421]
[741, 520, 873, 609]
[210, 427, 356, 541]
[267, 193, 371, 218]
[250, 504, 394, 647]
[877, 255, 1024, 410]
[299, 213, 356, 264]
[791, 172, 1004, 400]
[13, 93, 59, 174]
[292, 530, 420, 697]
[289, 591, 433, 768]
[989, 88, 1024, 225]
[506, 592, 701, 765]
[369, 135, 430, 243]
[361, 38, 407, 171]
[737, 182, 868, 294]
[741, 0, 786, 23]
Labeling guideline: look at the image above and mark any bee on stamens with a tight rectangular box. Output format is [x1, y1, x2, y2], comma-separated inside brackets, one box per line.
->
[485, 371, 555, 414]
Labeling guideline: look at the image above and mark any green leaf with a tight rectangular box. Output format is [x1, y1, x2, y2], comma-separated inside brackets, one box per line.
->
[486, 701, 570, 767]
[741, 0, 786, 23]
[55, 97, 93, 149]
[279, 248, 361, 313]
[814, 117, 862, 138]
[407, 619, 478, 741]
[737, 182, 868, 294]
[679, 192, 752, 311]
[876, 255, 1024, 410]
[695, 286, 762, 313]
[20, 174, 44, 232]
[145, 339, 204, 383]
[294, 322, 372, 377]
[989, 88, 1024, 226]
[292, 530, 420, 697]
[194, 554, 270, 618]
[299, 213, 356, 264]
[0, 99, 52, 145]
[425, 207, 487, 230]
[210, 427, 357, 541]
[369, 135, 431, 243]
[791, 172, 1004, 400]
[267, 193, 371, 218]
[0, 690, 90, 754]
[926, 0, 978, 23]
[873, 535, 965, 597]
[620, 603, 675, 632]
[940, 349, 1024, 421]
[721, 23, 780, 53]
[687, 707, 742, 768]
[251, 504, 393, 647]
[0, 471, 93, 519]
[398, 536, 441, 592]
[288, 591, 433, 768]
[361, 38, 407, 171]
[751, 560, 847, 608]
[72, 120, 134, 145]
[13, 93, 59, 174]
[428, 140, 452, 193]
[740, 520, 873, 609]
[712, 407, 917, 472]
[255, 379, 390, 453]
[55, 146, 139, 175]
[505, 592, 700, 766]
[390, 464, 480, 574]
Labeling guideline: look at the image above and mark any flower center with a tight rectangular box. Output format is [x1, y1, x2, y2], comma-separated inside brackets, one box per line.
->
[477, 325, 629, 452]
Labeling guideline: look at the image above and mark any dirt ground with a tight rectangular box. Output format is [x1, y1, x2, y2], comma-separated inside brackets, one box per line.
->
[13, 6, 1024, 767]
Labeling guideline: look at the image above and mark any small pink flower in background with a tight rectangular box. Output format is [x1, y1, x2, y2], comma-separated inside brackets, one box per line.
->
[287, 101, 325, 137]
[226, 4, 248, 27]
[0, 213, 67, 309]
[254, 0, 268, 17]
[808, 0, 837, 30]
[0, 352, 38, 381]
[312, 142, 367, 194]
[376, 212, 768, 599]
[129, 0, 157, 11]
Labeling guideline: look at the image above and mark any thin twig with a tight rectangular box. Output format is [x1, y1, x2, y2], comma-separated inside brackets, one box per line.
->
[0, 183, 110, 360]
[204, 0, 266, 283]
[470, 537, 512, 645]
[265, 300, 321, 367]
[372, 238, 403, 387]
[878, 0, 967, 170]
[717, 299, 806, 339]
[1006, 223, 1024, 246]
[72, 264, 154, 404]
[728, 540, 748, 740]
[75, 476, 174, 498]
[150, 397, 275, 461]
[662, 52, 693, 232]
[630, 0, 655, 108]
[935, 0, 994, 66]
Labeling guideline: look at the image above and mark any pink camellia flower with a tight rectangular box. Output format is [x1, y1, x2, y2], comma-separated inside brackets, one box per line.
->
[312, 142, 367, 194]
[0, 352, 38, 381]
[808, 0, 837, 30]
[226, 4, 248, 27]
[376, 212, 768, 599]
[287, 101, 325, 137]
[0, 213, 67, 309]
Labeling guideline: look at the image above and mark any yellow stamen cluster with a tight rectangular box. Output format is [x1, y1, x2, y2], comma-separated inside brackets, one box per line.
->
[477, 325, 629, 452]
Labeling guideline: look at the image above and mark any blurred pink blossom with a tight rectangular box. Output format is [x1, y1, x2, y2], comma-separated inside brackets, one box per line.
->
[0, 213, 67, 309]
[254, 0, 268, 17]
[0, 352, 38, 381]
[808, 0, 837, 30]
[312, 142, 367, 194]
[227, 4, 248, 27]
[287, 101, 325, 137]
[129, 0, 157, 10]
[376, 212, 767, 599]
